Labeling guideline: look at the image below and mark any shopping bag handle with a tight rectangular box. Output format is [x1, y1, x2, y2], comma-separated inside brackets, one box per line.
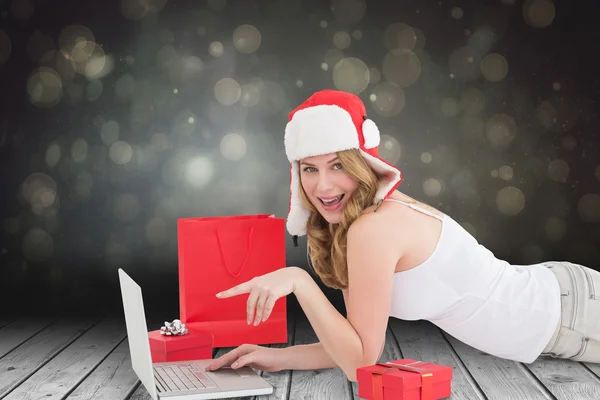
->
[215, 227, 254, 278]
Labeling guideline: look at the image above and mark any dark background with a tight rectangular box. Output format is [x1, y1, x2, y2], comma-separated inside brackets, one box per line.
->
[1, 0, 599, 320]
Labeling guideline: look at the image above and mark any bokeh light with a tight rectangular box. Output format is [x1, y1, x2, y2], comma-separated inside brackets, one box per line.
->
[27, 67, 63, 108]
[45, 144, 61, 168]
[384, 23, 417, 51]
[233, 24, 261, 54]
[423, 178, 443, 197]
[186, 156, 214, 188]
[485, 114, 517, 151]
[496, 186, 525, 216]
[109, 141, 133, 164]
[378, 134, 401, 165]
[499, 166, 514, 181]
[209, 41, 224, 57]
[523, 0, 556, 28]
[451, 8, 464, 20]
[220, 133, 247, 161]
[333, 31, 351, 50]
[214, 78, 241, 105]
[370, 82, 406, 117]
[481, 53, 509, 82]
[333, 57, 370, 94]
[240, 83, 261, 107]
[332, 0, 366, 24]
[441, 98, 460, 117]
[382, 48, 421, 88]
[578, 194, 600, 223]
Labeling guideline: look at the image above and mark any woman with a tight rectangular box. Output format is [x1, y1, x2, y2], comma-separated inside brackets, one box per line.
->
[205, 89, 600, 382]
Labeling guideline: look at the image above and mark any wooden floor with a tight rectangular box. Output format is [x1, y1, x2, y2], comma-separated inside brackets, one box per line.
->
[1, 314, 600, 399]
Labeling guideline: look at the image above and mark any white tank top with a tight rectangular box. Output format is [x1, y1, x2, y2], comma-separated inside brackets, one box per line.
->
[385, 199, 561, 363]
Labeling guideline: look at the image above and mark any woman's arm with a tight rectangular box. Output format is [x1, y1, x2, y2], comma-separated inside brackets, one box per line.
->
[292, 212, 402, 381]
[278, 342, 339, 370]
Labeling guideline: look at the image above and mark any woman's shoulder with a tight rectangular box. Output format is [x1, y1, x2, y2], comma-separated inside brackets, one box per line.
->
[353, 191, 445, 237]
[360, 191, 443, 217]
[352, 192, 411, 234]
[347, 193, 413, 260]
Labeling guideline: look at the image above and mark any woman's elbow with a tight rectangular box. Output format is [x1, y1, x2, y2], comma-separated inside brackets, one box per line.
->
[344, 367, 359, 382]
[344, 354, 380, 382]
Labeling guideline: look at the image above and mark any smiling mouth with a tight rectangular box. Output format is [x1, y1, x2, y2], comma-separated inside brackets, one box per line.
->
[319, 194, 344, 206]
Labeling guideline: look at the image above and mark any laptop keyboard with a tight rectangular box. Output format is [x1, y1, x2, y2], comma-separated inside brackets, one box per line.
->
[154, 364, 217, 392]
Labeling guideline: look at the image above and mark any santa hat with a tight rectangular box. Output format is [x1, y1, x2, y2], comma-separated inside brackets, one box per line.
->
[284, 89, 403, 246]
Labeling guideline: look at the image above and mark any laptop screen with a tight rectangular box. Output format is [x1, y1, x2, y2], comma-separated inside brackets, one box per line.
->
[118, 269, 158, 400]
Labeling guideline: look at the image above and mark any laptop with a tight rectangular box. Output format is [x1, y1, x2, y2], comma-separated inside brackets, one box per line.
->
[118, 268, 274, 399]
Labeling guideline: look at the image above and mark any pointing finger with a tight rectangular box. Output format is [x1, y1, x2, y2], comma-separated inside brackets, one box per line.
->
[216, 280, 253, 299]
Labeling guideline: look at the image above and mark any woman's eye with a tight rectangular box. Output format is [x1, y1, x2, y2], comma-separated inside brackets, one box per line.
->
[333, 163, 343, 170]
[303, 167, 316, 172]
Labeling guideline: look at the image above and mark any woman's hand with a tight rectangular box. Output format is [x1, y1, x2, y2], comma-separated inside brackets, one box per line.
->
[216, 266, 307, 326]
[205, 344, 284, 373]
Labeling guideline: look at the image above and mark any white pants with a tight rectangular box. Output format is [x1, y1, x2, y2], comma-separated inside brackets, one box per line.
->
[540, 261, 600, 363]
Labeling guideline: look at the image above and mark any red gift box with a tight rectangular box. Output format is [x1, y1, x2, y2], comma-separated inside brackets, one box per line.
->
[357, 359, 452, 400]
[148, 328, 213, 363]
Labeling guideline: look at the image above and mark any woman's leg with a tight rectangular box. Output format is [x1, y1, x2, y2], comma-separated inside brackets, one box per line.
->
[540, 261, 600, 363]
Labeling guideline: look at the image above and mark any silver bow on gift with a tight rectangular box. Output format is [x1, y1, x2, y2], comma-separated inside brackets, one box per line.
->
[160, 319, 189, 336]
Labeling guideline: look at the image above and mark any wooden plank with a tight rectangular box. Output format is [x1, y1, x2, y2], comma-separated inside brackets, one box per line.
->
[288, 316, 353, 400]
[443, 331, 553, 399]
[4, 317, 126, 400]
[67, 314, 165, 400]
[389, 319, 486, 400]
[0, 317, 99, 398]
[64, 338, 137, 400]
[351, 323, 403, 399]
[129, 383, 150, 400]
[525, 357, 600, 399]
[0, 317, 56, 358]
[0, 319, 15, 329]
[584, 362, 600, 380]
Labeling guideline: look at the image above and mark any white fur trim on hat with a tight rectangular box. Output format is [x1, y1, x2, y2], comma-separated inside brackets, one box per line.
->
[362, 119, 380, 149]
[359, 149, 402, 201]
[284, 104, 359, 162]
[286, 161, 311, 237]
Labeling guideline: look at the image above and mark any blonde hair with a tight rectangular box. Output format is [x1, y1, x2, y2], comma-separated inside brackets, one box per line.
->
[298, 148, 381, 289]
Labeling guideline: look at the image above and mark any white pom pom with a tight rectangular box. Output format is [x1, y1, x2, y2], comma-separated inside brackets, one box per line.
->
[362, 119, 380, 149]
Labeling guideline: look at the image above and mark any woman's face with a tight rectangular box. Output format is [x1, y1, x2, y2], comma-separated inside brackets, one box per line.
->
[299, 153, 358, 224]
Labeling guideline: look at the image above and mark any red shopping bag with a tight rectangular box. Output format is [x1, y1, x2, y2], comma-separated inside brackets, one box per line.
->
[177, 214, 288, 348]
